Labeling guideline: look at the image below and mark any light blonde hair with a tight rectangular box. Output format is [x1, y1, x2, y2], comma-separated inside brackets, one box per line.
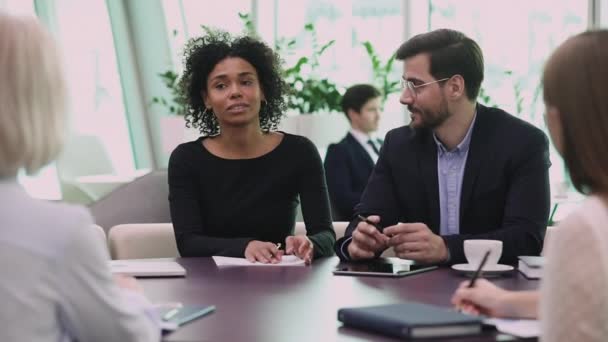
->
[0, 12, 66, 177]
[543, 30, 608, 194]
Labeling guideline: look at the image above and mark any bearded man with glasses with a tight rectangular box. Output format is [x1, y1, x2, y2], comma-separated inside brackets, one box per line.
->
[335, 29, 551, 266]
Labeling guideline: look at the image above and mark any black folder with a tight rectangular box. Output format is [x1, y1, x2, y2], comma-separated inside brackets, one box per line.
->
[338, 302, 483, 339]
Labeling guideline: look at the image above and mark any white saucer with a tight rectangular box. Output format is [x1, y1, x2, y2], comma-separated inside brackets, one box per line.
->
[451, 263, 514, 276]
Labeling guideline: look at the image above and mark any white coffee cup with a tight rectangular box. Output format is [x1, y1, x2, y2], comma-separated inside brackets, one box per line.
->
[464, 240, 503, 268]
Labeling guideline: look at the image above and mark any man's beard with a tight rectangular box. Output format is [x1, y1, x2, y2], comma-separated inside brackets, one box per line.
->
[408, 98, 450, 130]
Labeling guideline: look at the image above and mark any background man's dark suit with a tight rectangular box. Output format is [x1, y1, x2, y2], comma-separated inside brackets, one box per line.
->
[335, 104, 551, 264]
[324, 133, 375, 221]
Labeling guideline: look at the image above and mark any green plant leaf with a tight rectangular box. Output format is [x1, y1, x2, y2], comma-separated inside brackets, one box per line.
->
[362, 41, 400, 103]
[318, 40, 335, 55]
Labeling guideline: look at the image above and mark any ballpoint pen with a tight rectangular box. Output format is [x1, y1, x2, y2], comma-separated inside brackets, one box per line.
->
[273, 243, 283, 262]
[468, 250, 491, 288]
[453, 250, 491, 313]
[357, 214, 383, 232]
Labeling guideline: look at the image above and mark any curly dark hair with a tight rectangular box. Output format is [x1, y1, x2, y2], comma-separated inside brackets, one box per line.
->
[178, 30, 288, 136]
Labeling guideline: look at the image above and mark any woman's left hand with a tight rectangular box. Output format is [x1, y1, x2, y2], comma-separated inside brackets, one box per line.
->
[285, 235, 314, 265]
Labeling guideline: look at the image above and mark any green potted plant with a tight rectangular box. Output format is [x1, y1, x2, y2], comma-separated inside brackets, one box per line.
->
[152, 69, 185, 116]
[278, 23, 343, 114]
[272, 22, 348, 148]
[151, 28, 197, 153]
[362, 40, 401, 104]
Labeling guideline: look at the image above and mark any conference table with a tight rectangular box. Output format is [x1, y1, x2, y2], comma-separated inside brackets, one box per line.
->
[140, 257, 539, 342]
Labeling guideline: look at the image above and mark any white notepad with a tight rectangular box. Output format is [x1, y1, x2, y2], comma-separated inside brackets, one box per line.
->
[212, 255, 305, 267]
[109, 259, 186, 277]
[484, 318, 540, 338]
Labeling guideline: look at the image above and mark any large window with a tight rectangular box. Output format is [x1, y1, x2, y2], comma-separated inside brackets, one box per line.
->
[52, 0, 135, 175]
[264, 0, 405, 135]
[268, 0, 402, 87]
[162, 0, 251, 70]
[2, 0, 138, 201]
[0, 1, 61, 199]
[0, 0, 34, 14]
[49, 0, 140, 203]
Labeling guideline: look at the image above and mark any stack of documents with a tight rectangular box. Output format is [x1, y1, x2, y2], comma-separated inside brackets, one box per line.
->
[110, 259, 186, 277]
[518, 256, 544, 279]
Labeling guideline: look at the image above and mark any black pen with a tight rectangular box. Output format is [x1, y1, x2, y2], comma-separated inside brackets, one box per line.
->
[468, 250, 491, 288]
[357, 214, 383, 232]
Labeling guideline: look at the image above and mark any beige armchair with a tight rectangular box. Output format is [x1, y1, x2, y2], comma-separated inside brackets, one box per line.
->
[293, 221, 348, 239]
[89, 170, 170, 233]
[108, 223, 179, 260]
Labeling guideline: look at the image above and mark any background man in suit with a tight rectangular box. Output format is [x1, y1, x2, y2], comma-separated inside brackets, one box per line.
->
[335, 29, 551, 265]
[324, 84, 383, 221]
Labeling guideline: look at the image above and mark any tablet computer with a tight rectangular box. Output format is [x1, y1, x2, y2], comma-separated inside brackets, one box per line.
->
[333, 261, 438, 277]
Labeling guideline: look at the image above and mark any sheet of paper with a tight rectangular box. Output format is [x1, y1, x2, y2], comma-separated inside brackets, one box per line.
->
[484, 318, 540, 338]
[213, 255, 305, 267]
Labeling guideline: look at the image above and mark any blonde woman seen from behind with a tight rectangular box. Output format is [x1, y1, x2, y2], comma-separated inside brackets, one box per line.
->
[0, 13, 160, 342]
[451, 30, 608, 342]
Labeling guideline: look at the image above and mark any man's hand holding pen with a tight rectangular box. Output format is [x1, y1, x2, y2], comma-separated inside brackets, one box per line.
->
[348, 215, 448, 263]
[348, 215, 390, 260]
[384, 222, 448, 264]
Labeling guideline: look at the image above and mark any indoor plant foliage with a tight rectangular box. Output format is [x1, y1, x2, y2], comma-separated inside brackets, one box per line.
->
[278, 23, 343, 114]
[152, 69, 186, 116]
[152, 29, 187, 117]
[362, 41, 400, 104]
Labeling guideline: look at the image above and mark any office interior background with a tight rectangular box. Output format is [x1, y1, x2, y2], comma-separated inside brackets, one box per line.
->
[4, 0, 607, 219]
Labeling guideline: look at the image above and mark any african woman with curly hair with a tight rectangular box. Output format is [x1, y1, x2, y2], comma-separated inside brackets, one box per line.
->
[168, 30, 335, 265]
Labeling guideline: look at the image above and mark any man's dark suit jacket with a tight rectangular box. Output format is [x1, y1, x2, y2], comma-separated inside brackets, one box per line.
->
[334, 104, 551, 265]
[324, 133, 375, 221]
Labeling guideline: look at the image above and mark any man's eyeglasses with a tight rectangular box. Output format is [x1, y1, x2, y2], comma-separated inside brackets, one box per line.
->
[400, 77, 450, 100]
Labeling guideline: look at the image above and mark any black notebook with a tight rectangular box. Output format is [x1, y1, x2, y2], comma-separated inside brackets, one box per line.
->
[338, 302, 483, 339]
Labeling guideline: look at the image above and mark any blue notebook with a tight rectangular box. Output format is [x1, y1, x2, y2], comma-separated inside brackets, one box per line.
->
[338, 302, 483, 339]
